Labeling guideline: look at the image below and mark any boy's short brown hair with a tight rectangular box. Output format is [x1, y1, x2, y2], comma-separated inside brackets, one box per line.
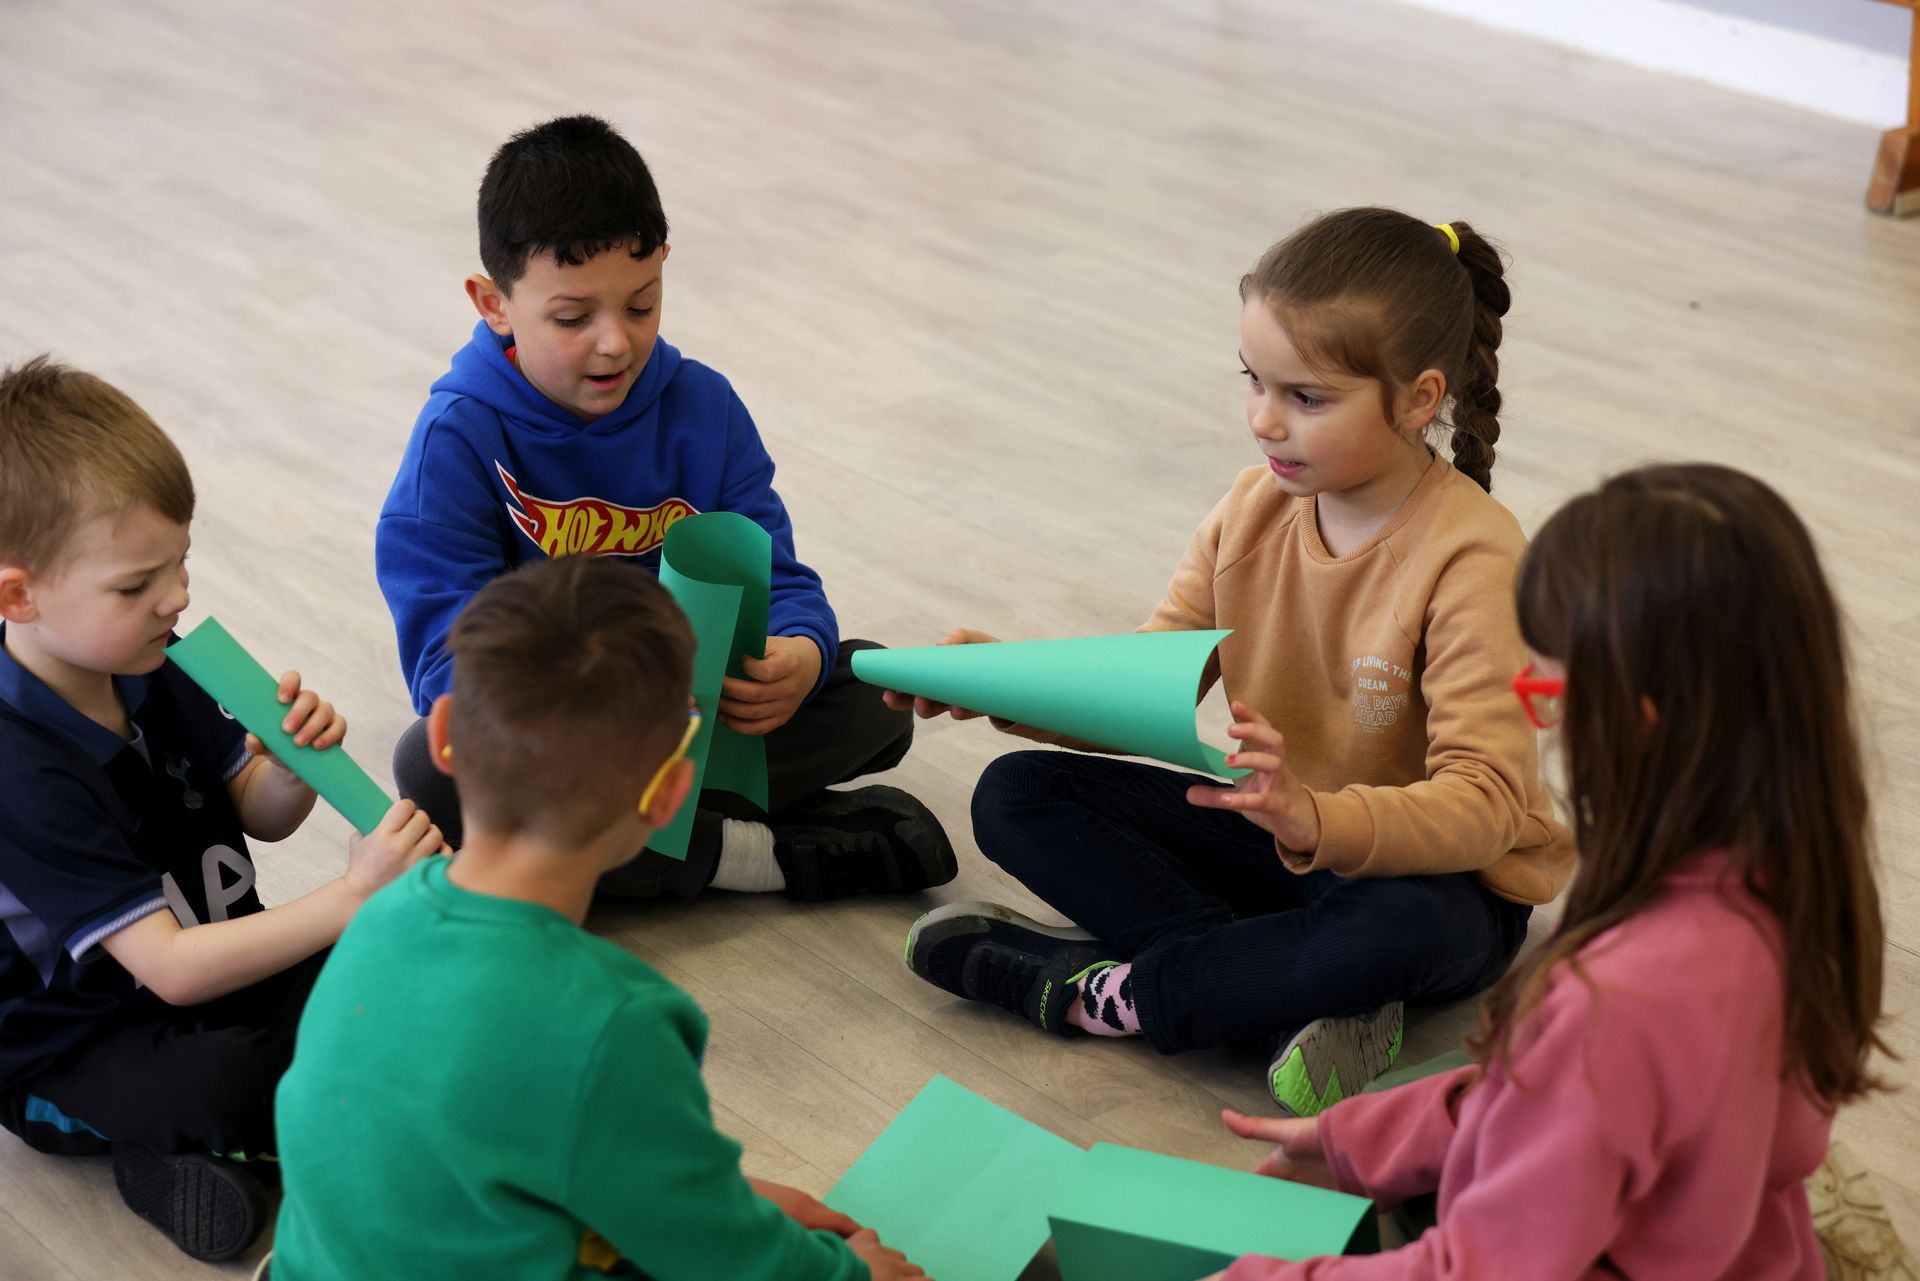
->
[0, 355, 196, 572]
[447, 555, 695, 847]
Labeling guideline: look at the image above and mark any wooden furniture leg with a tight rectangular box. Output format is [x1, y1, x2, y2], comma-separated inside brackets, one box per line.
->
[1867, 1, 1920, 216]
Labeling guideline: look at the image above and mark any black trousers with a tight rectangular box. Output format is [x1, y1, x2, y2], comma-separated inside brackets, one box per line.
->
[393, 639, 914, 897]
[972, 752, 1532, 1054]
[0, 952, 326, 1159]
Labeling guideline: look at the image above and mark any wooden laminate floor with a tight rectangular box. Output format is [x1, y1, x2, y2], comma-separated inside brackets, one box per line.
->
[1, 0, 1917, 1275]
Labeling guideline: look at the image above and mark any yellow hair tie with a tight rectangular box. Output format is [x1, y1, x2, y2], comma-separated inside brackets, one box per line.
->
[1435, 223, 1460, 255]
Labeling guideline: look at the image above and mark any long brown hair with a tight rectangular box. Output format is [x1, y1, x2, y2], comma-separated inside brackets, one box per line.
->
[1469, 464, 1888, 1104]
[1239, 207, 1510, 491]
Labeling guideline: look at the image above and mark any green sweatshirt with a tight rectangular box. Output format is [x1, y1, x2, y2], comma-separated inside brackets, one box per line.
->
[272, 858, 865, 1281]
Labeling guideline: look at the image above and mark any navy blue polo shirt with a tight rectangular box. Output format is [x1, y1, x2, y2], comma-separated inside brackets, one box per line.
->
[0, 626, 261, 1089]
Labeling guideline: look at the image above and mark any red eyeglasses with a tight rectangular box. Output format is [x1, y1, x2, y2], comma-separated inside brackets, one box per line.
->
[1513, 663, 1565, 730]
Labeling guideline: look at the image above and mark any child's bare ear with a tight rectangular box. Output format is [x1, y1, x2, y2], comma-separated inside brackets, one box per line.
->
[0, 566, 39, 625]
[1401, 369, 1447, 433]
[643, 757, 697, 830]
[426, 695, 456, 776]
[465, 274, 513, 336]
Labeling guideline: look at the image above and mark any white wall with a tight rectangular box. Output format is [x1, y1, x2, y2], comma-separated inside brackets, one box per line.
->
[1395, 0, 1912, 128]
[1683, 0, 1910, 57]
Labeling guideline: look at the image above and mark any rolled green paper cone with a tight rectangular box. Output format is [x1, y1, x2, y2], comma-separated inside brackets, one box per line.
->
[165, 618, 396, 836]
[851, 631, 1247, 779]
[644, 572, 741, 860]
[658, 512, 771, 686]
[649, 511, 774, 859]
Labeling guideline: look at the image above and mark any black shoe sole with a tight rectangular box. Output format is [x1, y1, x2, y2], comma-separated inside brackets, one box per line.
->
[113, 1145, 268, 1262]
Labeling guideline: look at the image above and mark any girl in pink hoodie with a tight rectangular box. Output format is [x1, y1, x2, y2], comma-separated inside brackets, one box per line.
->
[1212, 463, 1890, 1280]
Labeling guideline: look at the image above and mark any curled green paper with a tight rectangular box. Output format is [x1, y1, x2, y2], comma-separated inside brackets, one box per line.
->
[647, 512, 772, 860]
[166, 618, 396, 835]
[851, 631, 1247, 778]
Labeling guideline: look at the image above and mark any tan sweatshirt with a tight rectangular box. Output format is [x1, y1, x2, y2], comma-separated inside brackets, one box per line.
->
[1141, 454, 1574, 905]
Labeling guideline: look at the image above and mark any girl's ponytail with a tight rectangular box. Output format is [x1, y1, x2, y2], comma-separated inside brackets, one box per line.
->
[1444, 221, 1510, 492]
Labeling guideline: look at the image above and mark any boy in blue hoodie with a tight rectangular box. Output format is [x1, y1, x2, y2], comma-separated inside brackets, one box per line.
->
[377, 115, 955, 903]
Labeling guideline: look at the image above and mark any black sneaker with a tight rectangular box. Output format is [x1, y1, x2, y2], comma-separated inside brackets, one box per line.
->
[771, 786, 958, 902]
[112, 1144, 269, 1262]
[905, 901, 1114, 1035]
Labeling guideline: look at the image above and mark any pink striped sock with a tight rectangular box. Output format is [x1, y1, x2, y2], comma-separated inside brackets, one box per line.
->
[1066, 962, 1140, 1037]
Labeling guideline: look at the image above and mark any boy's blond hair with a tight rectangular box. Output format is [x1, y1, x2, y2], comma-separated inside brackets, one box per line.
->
[0, 356, 195, 572]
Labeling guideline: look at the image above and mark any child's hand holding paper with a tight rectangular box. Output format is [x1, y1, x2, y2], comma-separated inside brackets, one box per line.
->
[847, 1229, 927, 1280]
[748, 1178, 929, 1277]
[1185, 701, 1321, 856]
[719, 634, 821, 736]
[244, 668, 346, 768]
[345, 800, 445, 901]
[879, 628, 1061, 745]
[748, 1178, 859, 1236]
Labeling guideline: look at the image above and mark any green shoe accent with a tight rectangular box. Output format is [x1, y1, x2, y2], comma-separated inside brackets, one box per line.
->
[1270, 1048, 1347, 1118]
[1267, 1002, 1406, 1118]
[1065, 960, 1118, 988]
[1056, 960, 1119, 1026]
[1037, 960, 1119, 1031]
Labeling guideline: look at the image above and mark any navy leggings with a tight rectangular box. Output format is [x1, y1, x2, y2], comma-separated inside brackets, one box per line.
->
[972, 751, 1531, 1054]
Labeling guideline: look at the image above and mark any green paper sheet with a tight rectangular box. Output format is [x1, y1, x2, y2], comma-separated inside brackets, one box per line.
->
[851, 632, 1247, 778]
[648, 512, 772, 859]
[826, 1076, 1087, 1281]
[1048, 1143, 1377, 1281]
[165, 618, 395, 836]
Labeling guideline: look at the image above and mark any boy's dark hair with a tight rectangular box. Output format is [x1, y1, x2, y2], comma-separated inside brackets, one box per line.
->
[0, 355, 195, 573]
[447, 555, 694, 847]
[477, 115, 669, 294]
[1241, 207, 1511, 492]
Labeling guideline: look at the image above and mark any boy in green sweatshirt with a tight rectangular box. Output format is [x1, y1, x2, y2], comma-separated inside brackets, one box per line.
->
[270, 555, 923, 1281]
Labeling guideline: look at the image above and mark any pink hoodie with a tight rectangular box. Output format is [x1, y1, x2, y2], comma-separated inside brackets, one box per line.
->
[1226, 854, 1831, 1280]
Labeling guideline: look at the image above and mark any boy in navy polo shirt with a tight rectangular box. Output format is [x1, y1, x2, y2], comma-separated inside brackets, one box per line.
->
[378, 114, 956, 903]
[0, 357, 446, 1263]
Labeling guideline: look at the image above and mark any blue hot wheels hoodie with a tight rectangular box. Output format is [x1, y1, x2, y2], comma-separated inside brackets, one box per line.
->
[376, 322, 838, 714]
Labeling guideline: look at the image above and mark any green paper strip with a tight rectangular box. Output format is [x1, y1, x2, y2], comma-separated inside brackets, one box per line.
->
[1048, 1143, 1377, 1281]
[851, 632, 1247, 778]
[166, 618, 395, 836]
[648, 512, 773, 859]
[826, 1076, 1086, 1281]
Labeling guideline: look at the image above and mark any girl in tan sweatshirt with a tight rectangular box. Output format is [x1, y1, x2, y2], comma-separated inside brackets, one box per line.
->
[895, 208, 1573, 1114]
